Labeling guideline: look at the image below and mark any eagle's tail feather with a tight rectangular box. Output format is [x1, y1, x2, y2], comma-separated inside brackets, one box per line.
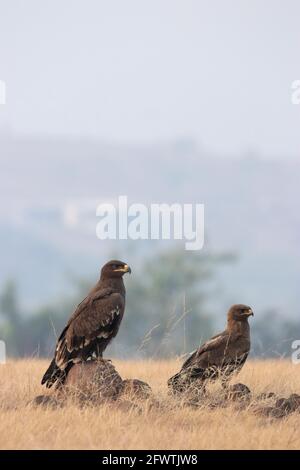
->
[167, 371, 185, 393]
[41, 358, 68, 389]
[168, 367, 206, 394]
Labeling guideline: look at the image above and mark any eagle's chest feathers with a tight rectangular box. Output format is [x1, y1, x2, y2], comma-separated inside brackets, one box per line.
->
[225, 334, 250, 356]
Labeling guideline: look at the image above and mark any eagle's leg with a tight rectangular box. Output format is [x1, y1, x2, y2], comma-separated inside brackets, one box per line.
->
[87, 343, 104, 362]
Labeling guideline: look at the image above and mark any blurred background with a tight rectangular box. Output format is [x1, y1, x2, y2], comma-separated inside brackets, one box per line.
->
[0, 0, 299, 360]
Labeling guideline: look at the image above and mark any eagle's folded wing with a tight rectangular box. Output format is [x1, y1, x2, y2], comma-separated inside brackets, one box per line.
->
[65, 287, 114, 326]
[181, 332, 228, 370]
[55, 288, 124, 365]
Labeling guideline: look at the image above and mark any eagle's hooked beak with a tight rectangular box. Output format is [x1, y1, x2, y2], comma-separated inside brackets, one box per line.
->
[114, 264, 131, 274]
[247, 308, 254, 317]
[123, 264, 131, 274]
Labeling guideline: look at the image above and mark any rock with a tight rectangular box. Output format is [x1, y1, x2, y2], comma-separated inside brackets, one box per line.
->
[273, 395, 300, 414]
[288, 394, 300, 411]
[274, 398, 295, 413]
[252, 394, 300, 419]
[169, 377, 207, 405]
[31, 395, 63, 409]
[269, 407, 289, 419]
[252, 405, 287, 419]
[119, 379, 153, 401]
[226, 383, 251, 401]
[168, 372, 206, 397]
[256, 392, 277, 401]
[253, 396, 300, 419]
[62, 359, 123, 403]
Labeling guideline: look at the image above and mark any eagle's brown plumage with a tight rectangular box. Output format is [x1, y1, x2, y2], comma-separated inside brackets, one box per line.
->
[41, 260, 131, 388]
[168, 304, 254, 393]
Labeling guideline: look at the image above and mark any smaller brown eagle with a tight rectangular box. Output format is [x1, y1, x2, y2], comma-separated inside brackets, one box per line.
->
[41, 260, 131, 389]
[168, 304, 254, 393]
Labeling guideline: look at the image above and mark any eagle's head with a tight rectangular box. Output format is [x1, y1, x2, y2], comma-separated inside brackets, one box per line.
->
[227, 304, 254, 322]
[101, 260, 132, 279]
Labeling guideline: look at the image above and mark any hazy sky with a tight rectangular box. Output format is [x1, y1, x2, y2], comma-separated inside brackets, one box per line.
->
[0, 0, 299, 156]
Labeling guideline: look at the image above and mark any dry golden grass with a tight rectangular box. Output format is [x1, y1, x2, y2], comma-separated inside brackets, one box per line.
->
[1, 358, 300, 450]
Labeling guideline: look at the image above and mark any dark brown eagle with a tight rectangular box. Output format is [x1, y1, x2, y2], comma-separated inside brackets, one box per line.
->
[41, 260, 131, 388]
[168, 304, 253, 393]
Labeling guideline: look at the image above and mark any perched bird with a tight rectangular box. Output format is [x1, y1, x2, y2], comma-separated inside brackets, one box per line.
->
[41, 260, 131, 388]
[168, 304, 254, 393]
